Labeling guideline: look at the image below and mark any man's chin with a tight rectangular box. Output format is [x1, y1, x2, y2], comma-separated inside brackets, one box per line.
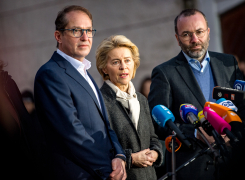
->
[189, 50, 205, 58]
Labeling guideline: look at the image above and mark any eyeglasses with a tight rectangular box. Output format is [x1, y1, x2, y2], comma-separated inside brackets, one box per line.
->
[59, 28, 96, 38]
[178, 29, 208, 41]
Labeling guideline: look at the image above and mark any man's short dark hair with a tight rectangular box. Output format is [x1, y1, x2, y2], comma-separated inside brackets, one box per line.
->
[174, 9, 208, 35]
[55, 5, 93, 48]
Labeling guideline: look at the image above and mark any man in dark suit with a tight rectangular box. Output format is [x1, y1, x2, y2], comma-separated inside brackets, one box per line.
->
[148, 9, 243, 180]
[34, 5, 126, 180]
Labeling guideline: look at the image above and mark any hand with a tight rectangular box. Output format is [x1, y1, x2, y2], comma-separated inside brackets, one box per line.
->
[221, 134, 230, 146]
[145, 150, 158, 163]
[131, 148, 154, 168]
[108, 158, 126, 180]
[196, 127, 230, 146]
[196, 127, 215, 144]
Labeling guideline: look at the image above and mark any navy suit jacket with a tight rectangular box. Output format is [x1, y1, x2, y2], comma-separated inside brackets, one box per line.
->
[34, 51, 124, 180]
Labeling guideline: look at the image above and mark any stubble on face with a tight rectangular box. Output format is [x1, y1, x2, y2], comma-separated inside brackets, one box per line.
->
[178, 34, 210, 62]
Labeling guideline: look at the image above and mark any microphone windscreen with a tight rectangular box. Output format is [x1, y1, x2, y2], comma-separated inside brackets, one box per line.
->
[197, 110, 205, 123]
[203, 107, 231, 135]
[204, 101, 232, 117]
[179, 104, 198, 123]
[165, 135, 182, 153]
[216, 98, 226, 104]
[233, 80, 245, 91]
[216, 98, 238, 112]
[222, 110, 242, 124]
[152, 105, 175, 128]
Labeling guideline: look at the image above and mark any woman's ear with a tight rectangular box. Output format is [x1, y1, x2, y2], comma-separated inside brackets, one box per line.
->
[102, 67, 108, 75]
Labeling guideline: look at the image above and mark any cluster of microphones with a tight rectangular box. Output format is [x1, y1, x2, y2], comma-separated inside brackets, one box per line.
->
[153, 80, 245, 180]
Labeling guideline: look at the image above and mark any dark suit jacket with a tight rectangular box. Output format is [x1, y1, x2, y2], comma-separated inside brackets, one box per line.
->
[100, 82, 163, 180]
[34, 51, 124, 180]
[148, 51, 243, 180]
[0, 70, 46, 179]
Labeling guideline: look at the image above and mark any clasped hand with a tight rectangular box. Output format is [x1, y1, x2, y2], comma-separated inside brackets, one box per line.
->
[131, 148, 158, 168]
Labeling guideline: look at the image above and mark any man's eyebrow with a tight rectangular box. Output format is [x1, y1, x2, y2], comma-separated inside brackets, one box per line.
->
[181, 28, 205, 33]
[70, 26, 93, 29]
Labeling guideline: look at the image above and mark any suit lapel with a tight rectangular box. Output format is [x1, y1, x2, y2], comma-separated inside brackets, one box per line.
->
[175, 52, 206, 106]
[52, 52, 102, 113]
[209, 55, 225, 87]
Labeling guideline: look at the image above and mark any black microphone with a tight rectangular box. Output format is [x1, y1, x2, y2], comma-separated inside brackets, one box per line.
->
[152, 105, 192, 148]
[213, 86, 245, 103]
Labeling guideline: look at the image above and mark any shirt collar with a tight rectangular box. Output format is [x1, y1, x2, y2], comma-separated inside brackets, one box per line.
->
[56, 49, 91, 71]
[182, 50, 210, 72]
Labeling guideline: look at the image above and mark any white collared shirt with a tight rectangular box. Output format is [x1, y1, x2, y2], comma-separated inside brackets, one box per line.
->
[182, 50, 210, 73]
[57, 49, 102, 110]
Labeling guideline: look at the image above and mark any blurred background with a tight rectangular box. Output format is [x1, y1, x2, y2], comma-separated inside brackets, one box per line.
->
[0, 0, 244, 93]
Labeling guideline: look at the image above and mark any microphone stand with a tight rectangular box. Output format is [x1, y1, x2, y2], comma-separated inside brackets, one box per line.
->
[171, 135, 176, 180]
[158, 147, 211, 180]
[196, 128, 220, 160]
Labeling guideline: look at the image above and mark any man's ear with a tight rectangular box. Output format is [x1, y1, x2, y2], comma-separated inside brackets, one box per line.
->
[175, 34, 181, 46]
[55, 31, 62, 44]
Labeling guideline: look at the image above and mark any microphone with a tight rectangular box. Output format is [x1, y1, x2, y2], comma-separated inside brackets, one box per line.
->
[233, 80, 245, 91]
[179, 104, 200, 127]
[198, 110, 228, 157]
[197, 111, 213, 136]
[180, 104, 220, 157]
[216, 98, 238, 112]
[212, 86, 245, 103]
[204, 101, 233, 117]
[203, 107, 239, 143]
[204, 101, 244, 140]
[152, 105, 192, 148]
[222, 110, 245, 141]
[165, 135, 182, 153]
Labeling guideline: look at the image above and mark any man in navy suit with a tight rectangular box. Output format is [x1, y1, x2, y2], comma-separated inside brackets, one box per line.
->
[34, 5, 126, 180]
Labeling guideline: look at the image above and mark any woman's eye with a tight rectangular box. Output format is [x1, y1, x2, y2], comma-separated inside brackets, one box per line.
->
[112, 61, 119, 65]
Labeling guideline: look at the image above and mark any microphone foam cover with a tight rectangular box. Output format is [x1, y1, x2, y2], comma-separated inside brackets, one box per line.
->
[233, 80, 245, 91]
[204, 102, 232, 117]
[215, 98, 226, 104]
[203, 107, 231, 135]
[179, 104, 198, 123]
[152, 105, 175, 128]
[165, 135, 182, 153]
[197, 110, 205, 123]
[216, 98, 238, 112]
[222, 110, 242, 124]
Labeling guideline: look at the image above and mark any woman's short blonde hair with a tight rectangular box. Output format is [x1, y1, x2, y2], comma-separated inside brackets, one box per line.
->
[96, 35, 140, 80]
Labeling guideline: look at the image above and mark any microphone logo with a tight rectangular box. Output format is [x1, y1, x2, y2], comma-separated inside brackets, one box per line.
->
[218, 92, 222, 97]
[234, 83, 242, 90]
[231, 94, 235, 100]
